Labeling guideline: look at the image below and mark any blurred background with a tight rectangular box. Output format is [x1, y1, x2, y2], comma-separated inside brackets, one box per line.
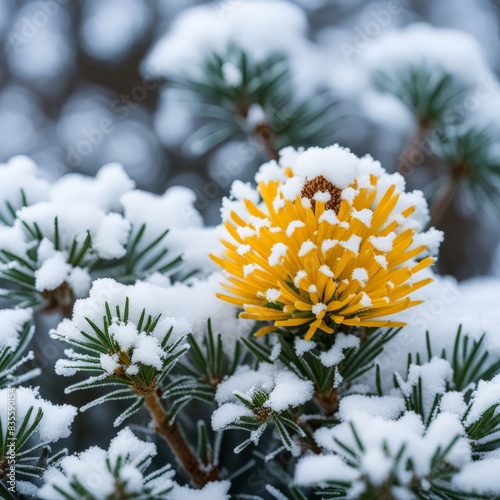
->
[0, 0, 499, 281]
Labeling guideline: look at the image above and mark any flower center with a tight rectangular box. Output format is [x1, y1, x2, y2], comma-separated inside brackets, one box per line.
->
[301, 175, 343, 213]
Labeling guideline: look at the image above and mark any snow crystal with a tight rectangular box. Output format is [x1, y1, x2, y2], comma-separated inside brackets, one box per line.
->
[281, 176, 304, 201]
[295, 454, 359, 486]
[67, 267, 92, 298]
[131, 334, 165, 370]
[374, 254, 388, 270]
[35, 252, 72, 292]
[340, 235, 362, 255]
[264, 371, 314, 412]
[361, 449, 393, 486]
[255, 160, 287, 185]
[411, 227, 444, 258]
[211, 403, 253, 431]
[109, 322, 139, 351]
[93, 213, 131, 259]
[243, 263, 258, 277]
[338, 395, 405, 421]
[215, 364, 276, 404]
[50, 163, 135, 212]
[312, 303, 326, 317]
[453, 458, 500, 495]
[237, 244, 251, 256]
[286, 220, 305, 237]
[370, 233, 396, 252]
[121, 187, 203, 269]
[294, 338, 316, 357]
[39, 427, 165, 500]
[341, 187, 358, 204]
[319, 265, 334, 278]
[100, 353, 119, 374]
[296, 145, 359, 189]
[266, 288, 281, 302]
[352, 208, 373, 226]
[318, 210, 340, 225]
[0, 387, 76, 443]
[0, 308, 32, 351]
[269, 342, 282, 361]
[0, 155, 49, 224]
[301, 197, 312, 209]
[463, 374, 500, 427]
[298, 240, 316, 257]
[294, 270, 308, 287]
[221, 180, 261, 222]
[321, 239, 338, 253]
[313, 191, 331, 203]
[314, 411, 470, 488]
[320, 333, 360, 367]
[397, 358, 453, 419]
[440, 391, 467, 419]
[268, 242, 288, 266]
[169, 480, 231, 500]
[352, 267, 369, 287]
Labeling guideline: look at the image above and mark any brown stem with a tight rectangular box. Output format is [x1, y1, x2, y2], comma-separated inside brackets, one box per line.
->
[314, 387, 338, 416]
[143, 390, 220, 488]
[42, 282, 74, 318]
[429, 179, 458, 228]
[397, 123, 431, 177]
[253, 122, 280, 161]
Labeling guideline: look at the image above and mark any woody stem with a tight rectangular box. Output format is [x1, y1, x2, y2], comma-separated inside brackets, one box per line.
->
[143, 390, 220, 488]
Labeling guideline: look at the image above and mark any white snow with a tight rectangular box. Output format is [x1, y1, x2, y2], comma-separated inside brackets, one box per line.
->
[295, 454, 359, 486]
[463, 374, 500, 427]
[338, 395, 405, 421]
[397, 358, 453, 420]
[264, 371, 314, 412]
[281, 176, 304, 201]
[0, 387, 76, 443]
[320, 334, 360, 368]
[35, 252, 72, 292]
[50, 163, 135, 212]
[131, 334, 164, 370]
[453, 458, 500, 495]
[0, 308, 32, 351]
[215, 364, 276, 404]
[0, 155, 49, 224]
[211, 403, 254, 431]
[92, 213, 131, 260]
[361, 23, 492, 88]
[38, 427, 174, 500]
[169, 480, 231, 500]
[296, 145, 359, 189]
[269, 243, 288, 266]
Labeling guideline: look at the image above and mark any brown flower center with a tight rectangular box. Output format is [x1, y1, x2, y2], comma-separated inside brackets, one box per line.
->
[301, 175, 343, 213]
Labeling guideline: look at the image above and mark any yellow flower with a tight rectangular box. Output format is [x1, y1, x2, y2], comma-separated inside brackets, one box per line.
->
[212, 148, 436, 340]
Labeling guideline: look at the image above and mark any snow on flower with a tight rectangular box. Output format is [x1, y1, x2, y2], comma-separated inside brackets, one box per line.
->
[213, 145, 439, 340]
